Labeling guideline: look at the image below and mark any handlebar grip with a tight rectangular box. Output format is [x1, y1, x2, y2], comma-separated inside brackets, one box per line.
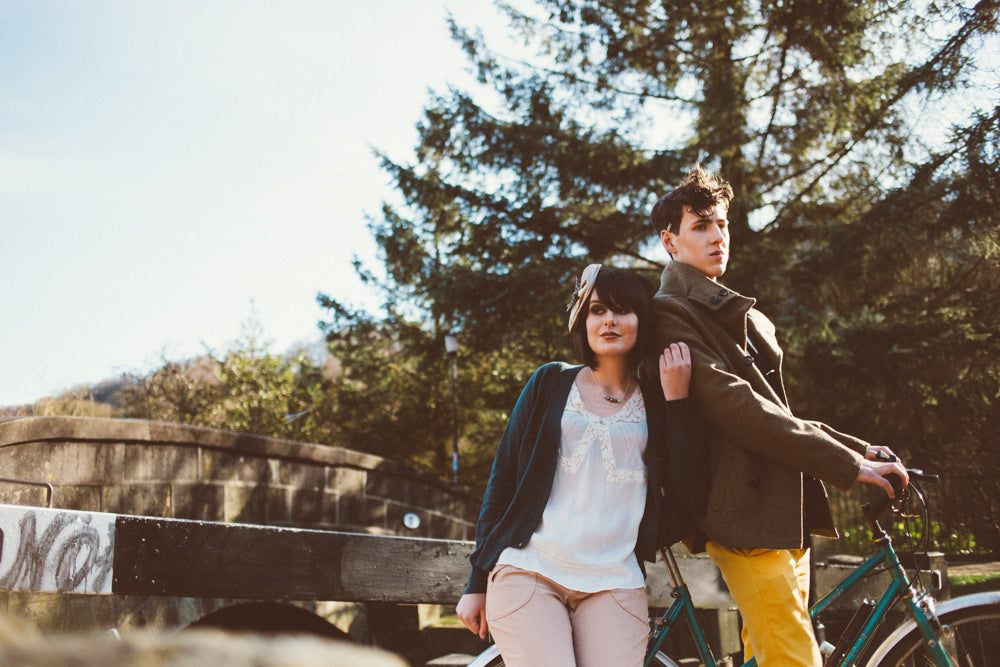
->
[864, 472, 907, 522]
[886, 472, 907, 497]
[863, 468, 936, 526]
[874, 451, 898, 463]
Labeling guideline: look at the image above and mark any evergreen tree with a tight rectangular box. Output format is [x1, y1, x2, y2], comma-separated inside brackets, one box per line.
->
[323, 0, 1000, 537]
[787, 107, 1000, 551]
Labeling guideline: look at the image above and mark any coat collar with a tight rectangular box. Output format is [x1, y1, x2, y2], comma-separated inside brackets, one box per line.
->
[657, 261, 757, 343]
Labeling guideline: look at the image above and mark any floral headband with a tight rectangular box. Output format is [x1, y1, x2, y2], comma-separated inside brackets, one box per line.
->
[567, 263, 601, 333]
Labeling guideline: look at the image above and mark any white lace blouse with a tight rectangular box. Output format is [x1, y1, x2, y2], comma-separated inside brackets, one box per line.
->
[496, 380, 648, 592]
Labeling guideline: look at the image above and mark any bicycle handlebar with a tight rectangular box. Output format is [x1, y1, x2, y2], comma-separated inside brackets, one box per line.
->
[863, 468, 939, 526]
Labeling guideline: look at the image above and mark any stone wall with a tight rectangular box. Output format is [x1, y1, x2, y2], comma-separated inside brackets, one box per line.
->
[0, 417, 488, 663]
[0, 416, 480, 541]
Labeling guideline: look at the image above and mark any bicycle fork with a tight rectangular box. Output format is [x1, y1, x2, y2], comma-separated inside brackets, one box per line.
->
[849, 538, 954, 667]
[878, 536, 956, 667]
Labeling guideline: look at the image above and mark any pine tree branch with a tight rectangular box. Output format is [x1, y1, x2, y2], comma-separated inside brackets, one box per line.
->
[764, 0, 997, 229]
[757, 43, 790, 166]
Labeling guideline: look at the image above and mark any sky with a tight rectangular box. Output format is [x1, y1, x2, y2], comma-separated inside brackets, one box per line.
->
[0, 1, 524, 407]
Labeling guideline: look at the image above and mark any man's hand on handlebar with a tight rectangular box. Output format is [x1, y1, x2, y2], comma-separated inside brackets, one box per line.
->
[858, 446, 908, 498]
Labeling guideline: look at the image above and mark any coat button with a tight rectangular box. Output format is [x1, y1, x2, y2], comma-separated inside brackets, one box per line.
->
[750, 475, 761, 486]
[709, 295, 722, 304]
[718, 288, 729, 296]
[744, 355, 754, 365]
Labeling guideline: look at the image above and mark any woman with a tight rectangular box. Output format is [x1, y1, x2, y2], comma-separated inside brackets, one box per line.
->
[455, 264, 696, 667]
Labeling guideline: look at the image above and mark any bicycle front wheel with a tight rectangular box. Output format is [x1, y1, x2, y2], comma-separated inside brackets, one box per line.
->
[867, 593, 1000, 666]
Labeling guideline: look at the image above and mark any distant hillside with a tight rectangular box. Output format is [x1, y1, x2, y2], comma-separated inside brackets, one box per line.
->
[1, 338, 335, 419]
[0, 376, 125, 418]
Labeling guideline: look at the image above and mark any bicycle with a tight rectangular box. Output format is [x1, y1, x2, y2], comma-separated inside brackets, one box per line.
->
[466, 468, 1000, 666]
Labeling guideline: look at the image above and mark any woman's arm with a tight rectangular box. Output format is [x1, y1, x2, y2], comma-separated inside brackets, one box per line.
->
[463, 364, 553, 595]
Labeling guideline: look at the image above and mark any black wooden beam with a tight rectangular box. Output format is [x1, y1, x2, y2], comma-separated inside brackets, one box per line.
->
[112, 515, 473, 604]
[0, 505, 734, 609]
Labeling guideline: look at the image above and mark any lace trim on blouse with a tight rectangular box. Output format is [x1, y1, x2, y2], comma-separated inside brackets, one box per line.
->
[560, 383, 647, 484]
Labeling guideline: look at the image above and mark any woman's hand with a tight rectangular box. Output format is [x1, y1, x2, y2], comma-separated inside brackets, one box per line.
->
[659, 342, 692, 401]
[456, 593, 488, 639]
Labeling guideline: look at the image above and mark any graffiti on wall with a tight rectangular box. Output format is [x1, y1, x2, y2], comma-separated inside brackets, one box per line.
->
[0, 507, 114, 594]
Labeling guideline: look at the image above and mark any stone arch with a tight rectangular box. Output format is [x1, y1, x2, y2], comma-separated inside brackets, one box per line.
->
[186, 601, 351, 640]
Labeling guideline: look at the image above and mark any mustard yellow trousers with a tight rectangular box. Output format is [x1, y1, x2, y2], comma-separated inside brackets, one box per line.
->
[706, 541, 822, 667]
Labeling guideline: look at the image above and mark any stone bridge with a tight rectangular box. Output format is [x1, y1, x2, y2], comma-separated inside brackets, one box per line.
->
[0, 416, 480, 540]
[0, 416, 486, 662]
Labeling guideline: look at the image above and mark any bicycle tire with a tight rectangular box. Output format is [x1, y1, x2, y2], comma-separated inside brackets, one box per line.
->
[465, 645, 681, 666]
[865, 592, 1000, 666]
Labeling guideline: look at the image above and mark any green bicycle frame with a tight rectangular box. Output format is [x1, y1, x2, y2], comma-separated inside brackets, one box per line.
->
[809, 532, 951, 666]
[644, 547, 719, 667]
[645, 533, 953, 667]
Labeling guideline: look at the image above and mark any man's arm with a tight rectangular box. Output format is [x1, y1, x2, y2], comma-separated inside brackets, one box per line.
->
[808, 420, 868, 456]
[654, 301, 864, 490]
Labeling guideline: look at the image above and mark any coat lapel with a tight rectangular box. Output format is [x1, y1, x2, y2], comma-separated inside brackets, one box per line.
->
[659, 262, 755, 346]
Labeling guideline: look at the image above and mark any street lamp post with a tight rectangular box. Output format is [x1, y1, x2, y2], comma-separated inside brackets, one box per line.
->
[444, 332, 459, 484]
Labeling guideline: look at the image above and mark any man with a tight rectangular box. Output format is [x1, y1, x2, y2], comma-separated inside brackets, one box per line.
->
[650, 166, 908, 666]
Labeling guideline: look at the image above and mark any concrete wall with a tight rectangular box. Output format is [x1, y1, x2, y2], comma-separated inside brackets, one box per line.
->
[0, 416, 479, 540]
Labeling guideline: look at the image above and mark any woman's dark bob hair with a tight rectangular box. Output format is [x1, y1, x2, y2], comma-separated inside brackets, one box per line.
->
[569, 266, 654, 370]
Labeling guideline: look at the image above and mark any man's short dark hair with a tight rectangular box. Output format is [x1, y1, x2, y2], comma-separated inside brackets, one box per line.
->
[651, 165, 734, 235]
[570, 267, 653, 370]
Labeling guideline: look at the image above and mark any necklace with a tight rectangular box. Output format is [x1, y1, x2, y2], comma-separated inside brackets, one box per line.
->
[590, 368, 633, 403]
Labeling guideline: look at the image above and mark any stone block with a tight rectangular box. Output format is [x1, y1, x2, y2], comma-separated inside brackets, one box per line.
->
[265, 487, 291, 524]
[224, 486, 267, 524]
[276, 461, 326, 490]
[289, 487, 328, 526]
[321, 490, 340, 527]
[0, 483, 51, 509]
[172, 484, 225, 522]
[367, 471, 412, 504]
[103, 484, 171, 517]
[200, 450, 270, 485]
[0, 590, 131, 635]
[123, 444, 198, 483]
[329, 467, 366, 496]
[338, 496, 388, 530]
[41, 442, 125, 485]
[0, 442, 51, 482]
[51, 485, 102, 512]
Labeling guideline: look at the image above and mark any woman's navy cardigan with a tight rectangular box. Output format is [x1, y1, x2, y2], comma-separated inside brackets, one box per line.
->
[464, 362, 701, 594]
